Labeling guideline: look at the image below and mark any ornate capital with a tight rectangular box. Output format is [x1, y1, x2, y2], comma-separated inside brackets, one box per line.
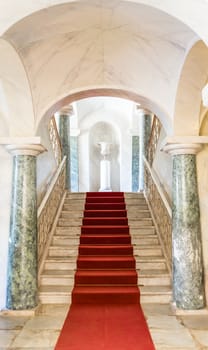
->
[0, 137, 46, 156]
[58, 104, 74, 117]
[136, 107, 152, 116]
[161, 136, 208, 155]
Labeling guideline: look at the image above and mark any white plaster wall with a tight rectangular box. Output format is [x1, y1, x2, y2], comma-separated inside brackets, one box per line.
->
[36, 121, 57, 206]
[0, 147, 12, 309]
[153, 127, 172, 200]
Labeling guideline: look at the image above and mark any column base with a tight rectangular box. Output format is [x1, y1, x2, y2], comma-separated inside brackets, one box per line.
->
[0, 304, 41, 316]
[99, 189, 112, 192]
[171, 302, 208, 315]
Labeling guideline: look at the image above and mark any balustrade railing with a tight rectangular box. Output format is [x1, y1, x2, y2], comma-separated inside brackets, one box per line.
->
[37, 156, 66, 274]
[48, 116, 62, 165]
[144, 158, 172, 272]
[147, 115, 162, 165]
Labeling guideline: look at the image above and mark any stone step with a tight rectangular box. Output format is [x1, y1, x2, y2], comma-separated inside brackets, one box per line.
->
[131, 236, 159, 245]
[39, 284, 171, 304]
[44, 257, 77, 270]
[39, 285, 72, 304]
[56, 227, 81, 235]
[134, 246, 163, 256]
[57, 218, 154, 227]
[48, 246, 79, 257]
[140, 285, 172, 303]
[138, 270, 171, 286]
[62, 208, 84, 216]
[52, 234, 159, 246]
[48, 245, 162, 258]
[53, 235, 80, 245]
[44, 255, 167, 271]
[124, 193, 145, 199]
[40, 269, 170, 287]
[136, 256, 167, 270]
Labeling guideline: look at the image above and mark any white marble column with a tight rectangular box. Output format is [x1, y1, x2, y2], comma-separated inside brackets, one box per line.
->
[57, 105, 74, 190]
[137, 108, 152, 191]
[2, 140, 45, 310]
[162, 137, 208, 310]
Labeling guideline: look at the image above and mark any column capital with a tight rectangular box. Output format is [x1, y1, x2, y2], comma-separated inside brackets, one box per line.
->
[0, 137, 46, 156]
[136, 107, 152, 116]
[161, 136, 208, 155]
[57, 104, 74, 117]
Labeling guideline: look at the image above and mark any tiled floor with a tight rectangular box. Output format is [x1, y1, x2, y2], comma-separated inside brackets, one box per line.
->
[0, 303, 208, 349]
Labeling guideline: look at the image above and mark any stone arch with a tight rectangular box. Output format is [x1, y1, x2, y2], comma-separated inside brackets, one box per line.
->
[173, 40, 208, 136]
[37, 88, 171, 135]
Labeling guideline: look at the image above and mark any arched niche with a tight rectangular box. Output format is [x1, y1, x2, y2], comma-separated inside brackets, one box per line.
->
[89, 121, 120, 192]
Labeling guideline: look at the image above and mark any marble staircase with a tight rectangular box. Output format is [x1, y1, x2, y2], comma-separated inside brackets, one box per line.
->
[39, 192, 172, 304]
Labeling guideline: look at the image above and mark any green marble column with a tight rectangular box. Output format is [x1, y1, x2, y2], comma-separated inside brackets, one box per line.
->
[6, 143, 45, 310]
[172, 152, 205, 309]
[162, 139, 207, 310]
[58, 106, 73, 190]
[138, 109, 152, 191]
[70, 136, 79, 192]
[132, 136, 139, 192]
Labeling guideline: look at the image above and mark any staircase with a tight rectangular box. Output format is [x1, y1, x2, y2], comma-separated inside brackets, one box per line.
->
[39, 192, 172, 304]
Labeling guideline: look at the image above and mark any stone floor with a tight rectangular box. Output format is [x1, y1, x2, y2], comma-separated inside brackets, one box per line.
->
[0, 303, 208, 350]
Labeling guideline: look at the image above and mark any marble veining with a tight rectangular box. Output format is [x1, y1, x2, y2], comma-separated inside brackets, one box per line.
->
[6, 155, 38, 310]
[139, 112, 152, 190]
[172, 154, 205, 309]
[132, 136, 139, 192]
[58, 115, 70, 190]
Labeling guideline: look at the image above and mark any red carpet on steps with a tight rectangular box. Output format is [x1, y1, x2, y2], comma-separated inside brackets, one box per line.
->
[55, 192, 155, 350]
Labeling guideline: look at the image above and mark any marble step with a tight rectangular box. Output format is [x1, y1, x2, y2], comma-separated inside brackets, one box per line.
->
[44, 255, 167, 271]
[57, 218, 153, 227]
[39, 285, 72, 304]
[53, 235, 80, 245]
[138, 270, 171, 286]
[48, 245, 162, 258]
[39, 284, 171, 304]
[134, 246, 163, 256]
[131, 235, 159, 245]
[140, 285, 172, 303]
[48, 246, 79, 257]
[62, 208, 84, 216]
[124, 192, 145, 198]
[40, 269, 170, 287]
[52, 234, 159, 246]
[136, 256, 167, 270]
[44, 257, 77, 270]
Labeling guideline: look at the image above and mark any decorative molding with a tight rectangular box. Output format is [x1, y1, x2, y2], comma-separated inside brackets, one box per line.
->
[5, 144, 46, 156]
[58, 104, 74, 117]
[161, 136, 208, 155]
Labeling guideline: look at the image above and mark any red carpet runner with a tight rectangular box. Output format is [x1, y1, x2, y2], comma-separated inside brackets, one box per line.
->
[55, 192, 155, 350]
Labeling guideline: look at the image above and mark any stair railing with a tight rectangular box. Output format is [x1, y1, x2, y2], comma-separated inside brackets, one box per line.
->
[144, 115, 172, 272]
[144, 158, 172, 272]
[147, 115, 162, 165]
[37, 156, 66, 278]
[48, 116, 62, 165]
